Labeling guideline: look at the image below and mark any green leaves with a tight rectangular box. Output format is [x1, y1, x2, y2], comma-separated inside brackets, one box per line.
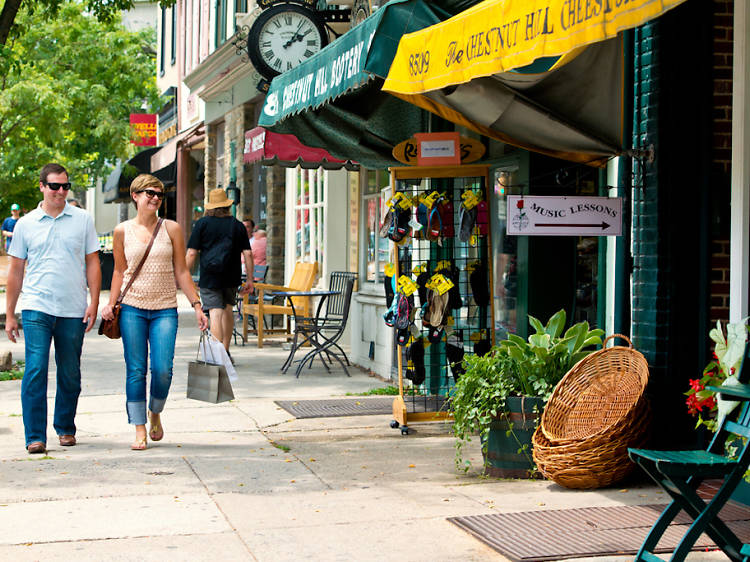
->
[452, 308, 603, 471]
[0, 2, 160, 212]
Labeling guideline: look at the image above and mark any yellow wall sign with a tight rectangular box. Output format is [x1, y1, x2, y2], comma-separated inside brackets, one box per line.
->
[393, 135, 485, 165]
[384, 0, 687, 94]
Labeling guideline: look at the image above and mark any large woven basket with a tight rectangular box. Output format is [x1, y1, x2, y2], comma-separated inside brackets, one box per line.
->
[532, 398, 651, 489]
[540, 334, 649, 445]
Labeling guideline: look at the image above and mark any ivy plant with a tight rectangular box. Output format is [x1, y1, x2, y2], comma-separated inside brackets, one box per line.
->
[451, 309, 604, 471]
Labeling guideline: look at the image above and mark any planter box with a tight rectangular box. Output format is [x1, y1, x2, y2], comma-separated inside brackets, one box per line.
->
[483, 396, 544, 479]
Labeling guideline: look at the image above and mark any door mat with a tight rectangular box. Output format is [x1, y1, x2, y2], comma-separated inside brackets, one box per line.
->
[276, 396, 451, 418]
[448, 500, 750, 561]
[275, 397, 394, 418]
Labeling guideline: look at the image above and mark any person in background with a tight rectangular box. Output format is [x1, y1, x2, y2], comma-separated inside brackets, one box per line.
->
[251, 229, 267, 268]
[4, 163, 101, 454]
[2, 203, 21, 252]
[187, 189, 253, 359]
[67, 199, 81, 208]
[243, 219, 255, 244]
[101, 174, 207, 451]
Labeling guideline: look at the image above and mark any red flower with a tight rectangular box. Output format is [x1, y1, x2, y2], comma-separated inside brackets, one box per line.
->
[516, 200, 524, 209]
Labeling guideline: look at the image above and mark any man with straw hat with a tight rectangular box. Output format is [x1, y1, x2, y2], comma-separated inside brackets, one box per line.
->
[186, 188, 253, 361]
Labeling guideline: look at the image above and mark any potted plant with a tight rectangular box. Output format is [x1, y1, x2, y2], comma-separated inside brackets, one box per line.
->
[451, 309, 604, 476]
[683, 319, 750, 505]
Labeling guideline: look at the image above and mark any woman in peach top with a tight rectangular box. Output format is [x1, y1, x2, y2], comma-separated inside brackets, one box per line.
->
[101, 175, 207, 450]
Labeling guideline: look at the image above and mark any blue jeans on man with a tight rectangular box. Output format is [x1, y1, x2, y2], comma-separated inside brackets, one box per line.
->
[119, 304, 178, 425]
[21, 310, 85, 446]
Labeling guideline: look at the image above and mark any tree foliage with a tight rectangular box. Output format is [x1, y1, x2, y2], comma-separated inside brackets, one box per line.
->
[0, 2, 160, 213]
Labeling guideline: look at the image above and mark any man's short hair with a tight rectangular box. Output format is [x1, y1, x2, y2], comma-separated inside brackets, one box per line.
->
[243, 219, 255, 229]
[130, 174, 165, 195]
[40, 163, 68, 184]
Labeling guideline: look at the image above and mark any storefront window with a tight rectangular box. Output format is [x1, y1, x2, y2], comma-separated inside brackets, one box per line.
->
[493, 166, 520, 340]
[294, 168, 325, 265]
[362, 169, 390, 283]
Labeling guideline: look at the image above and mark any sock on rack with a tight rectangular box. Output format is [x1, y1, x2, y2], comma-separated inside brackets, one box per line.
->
[469, 262, 490, 307]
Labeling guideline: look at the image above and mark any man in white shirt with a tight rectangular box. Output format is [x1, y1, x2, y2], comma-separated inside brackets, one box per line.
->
[4, 163, 101, 454]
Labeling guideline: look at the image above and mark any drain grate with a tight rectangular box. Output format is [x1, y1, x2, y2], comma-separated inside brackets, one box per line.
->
[275, 397, 393, 418]
[449, 501, 750, 561]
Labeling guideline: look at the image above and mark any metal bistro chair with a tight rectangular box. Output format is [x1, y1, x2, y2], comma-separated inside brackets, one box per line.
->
[282, 272, 357, 378]
[233, 264, 269, 346]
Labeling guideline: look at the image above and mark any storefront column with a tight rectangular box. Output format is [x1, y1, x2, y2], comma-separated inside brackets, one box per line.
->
[730, 1, 750, 322]
[176, 146, 191, 242]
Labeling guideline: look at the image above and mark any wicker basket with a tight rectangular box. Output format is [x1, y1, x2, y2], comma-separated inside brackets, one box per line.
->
[532, 398, 651, 489]
[540, 334, 649, 445]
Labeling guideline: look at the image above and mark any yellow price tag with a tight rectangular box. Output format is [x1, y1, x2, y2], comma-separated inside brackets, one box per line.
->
[427, 273, 454, 295]
[446, 315, 455, 327]
[461, 190, 480, 210]
[384, 263, 395, 277]
[435, 260, 451, 273]
[422, 191, 441, 209]
[412, 263, 427, 275]
[469, 234, 477, 246]
[397, 275, 418, 296]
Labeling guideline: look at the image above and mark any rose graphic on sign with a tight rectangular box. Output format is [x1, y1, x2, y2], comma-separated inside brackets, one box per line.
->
[512, 198, 528, 231]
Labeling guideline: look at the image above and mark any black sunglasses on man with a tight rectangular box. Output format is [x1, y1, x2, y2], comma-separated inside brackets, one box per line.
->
[45, 182, 71, 191]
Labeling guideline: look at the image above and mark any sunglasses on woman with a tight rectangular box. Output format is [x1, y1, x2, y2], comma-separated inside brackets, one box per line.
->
[136, 189, 165, 200]
[46, 182, 71, 191]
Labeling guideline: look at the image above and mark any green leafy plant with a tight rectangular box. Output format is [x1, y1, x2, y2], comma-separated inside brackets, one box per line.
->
[0, 361, 24, 381]
[451, 309, 603, 471]
[346, 386, 400, 396]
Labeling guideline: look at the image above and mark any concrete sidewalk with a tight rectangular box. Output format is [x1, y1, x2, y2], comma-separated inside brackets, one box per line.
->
[0, 292, 725, 561]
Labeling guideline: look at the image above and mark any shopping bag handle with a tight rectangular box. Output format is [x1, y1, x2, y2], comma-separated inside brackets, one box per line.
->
[197, 330, 219, 364]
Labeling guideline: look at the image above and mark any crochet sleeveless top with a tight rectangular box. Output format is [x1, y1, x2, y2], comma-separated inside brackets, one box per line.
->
[121, 219, 177, 310]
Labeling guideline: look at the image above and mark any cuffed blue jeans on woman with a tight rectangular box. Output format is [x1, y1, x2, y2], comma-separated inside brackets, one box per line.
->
[21, 310, 85, 446]
[120, 304, 178, 425]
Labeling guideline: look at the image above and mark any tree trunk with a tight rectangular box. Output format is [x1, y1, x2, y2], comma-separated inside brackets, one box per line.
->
[0, 0, 23, 47]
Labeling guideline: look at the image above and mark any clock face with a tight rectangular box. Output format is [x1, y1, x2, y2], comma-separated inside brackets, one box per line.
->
[248, 4, 329, 79]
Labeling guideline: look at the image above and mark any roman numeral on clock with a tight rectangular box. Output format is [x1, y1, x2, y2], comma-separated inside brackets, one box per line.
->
[304, 49, 314, 57]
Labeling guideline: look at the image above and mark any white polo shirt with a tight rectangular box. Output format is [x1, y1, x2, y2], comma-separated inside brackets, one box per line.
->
[9, 202, 99, 318]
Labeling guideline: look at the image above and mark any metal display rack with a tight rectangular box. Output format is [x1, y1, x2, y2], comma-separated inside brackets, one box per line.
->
[385, 166, 496, 435]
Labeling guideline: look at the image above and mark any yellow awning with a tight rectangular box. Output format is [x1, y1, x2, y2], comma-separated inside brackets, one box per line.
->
[384, 0, 687, 95]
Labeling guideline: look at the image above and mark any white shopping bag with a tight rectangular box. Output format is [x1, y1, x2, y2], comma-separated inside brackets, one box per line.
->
[199, 332, 238, 382]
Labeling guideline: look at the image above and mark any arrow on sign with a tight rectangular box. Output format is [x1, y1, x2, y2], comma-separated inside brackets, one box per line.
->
[535, 221, 611, 230]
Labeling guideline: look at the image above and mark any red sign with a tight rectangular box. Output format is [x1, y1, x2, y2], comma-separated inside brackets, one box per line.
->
[130, 114, 157, 146]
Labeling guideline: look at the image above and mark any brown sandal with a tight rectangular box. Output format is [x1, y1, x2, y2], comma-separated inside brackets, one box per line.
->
[149, 413, 164, 441]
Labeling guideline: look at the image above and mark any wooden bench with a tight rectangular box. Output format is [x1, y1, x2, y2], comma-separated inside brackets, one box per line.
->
[241, 261, 318, 348]
[628, 340, 750, 561]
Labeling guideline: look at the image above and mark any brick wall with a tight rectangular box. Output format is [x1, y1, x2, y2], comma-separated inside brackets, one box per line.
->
[631, 21, 664, 371]
[710, 0, 733, 323]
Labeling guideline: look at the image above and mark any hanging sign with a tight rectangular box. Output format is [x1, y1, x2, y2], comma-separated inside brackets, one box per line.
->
[506, 195, 622, 236]
[130, 114, 157, 146]
[393, 135, 485, 165]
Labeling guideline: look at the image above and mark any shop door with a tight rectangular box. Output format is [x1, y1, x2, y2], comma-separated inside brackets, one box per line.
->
[491, 154, 603, 341]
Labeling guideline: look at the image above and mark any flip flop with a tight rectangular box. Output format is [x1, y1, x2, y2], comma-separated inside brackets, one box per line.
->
[476, 200, 489, 235]
[439, 200, 455, 238]
[469, 262, 490, 306]
[379, 208, 393, 238]
[458, 203, 477, 242]
[446, 335, 465, 382]
[406, 338, 425, 385]
[446, 263, 462, 310]
[416, 270, 430, 309]
[131, 436, 148, 451]
[473, 338, 492, 357]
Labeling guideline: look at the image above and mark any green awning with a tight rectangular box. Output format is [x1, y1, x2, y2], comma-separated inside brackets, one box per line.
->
[257, 0, 446, 168]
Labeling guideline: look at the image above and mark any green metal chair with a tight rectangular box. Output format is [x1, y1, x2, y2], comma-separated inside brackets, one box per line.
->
[628, 340, 750, 561]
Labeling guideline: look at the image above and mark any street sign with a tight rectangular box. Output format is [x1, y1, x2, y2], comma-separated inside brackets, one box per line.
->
[506, 196, 622, 236]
